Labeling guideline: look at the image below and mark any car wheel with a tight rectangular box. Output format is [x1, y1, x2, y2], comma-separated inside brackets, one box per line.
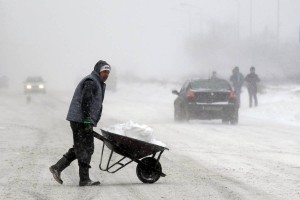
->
[230, 109, 239, 125]
[230, 118, 238, 125]
[179, 104, 190, 121]
[175, 105, 186, 121]
[222, 118, 229, 124]
[183, 107, 190, 121]
[174, 107, 182, 121]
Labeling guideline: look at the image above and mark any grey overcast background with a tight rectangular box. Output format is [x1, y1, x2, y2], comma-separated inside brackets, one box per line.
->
[1, 0, 300, 90]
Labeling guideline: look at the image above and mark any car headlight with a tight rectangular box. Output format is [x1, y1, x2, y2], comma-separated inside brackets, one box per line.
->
[26, 85, 32, 89]
[39, 84, 44, 89]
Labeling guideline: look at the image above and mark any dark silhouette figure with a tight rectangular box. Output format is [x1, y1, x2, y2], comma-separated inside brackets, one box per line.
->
[230, 66, 244, 108]
[211, 71, 218, 80]
[245, 66, 260, 107]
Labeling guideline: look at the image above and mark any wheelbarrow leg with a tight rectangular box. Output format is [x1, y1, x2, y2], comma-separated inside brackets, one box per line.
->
[99, 142, 133, 173]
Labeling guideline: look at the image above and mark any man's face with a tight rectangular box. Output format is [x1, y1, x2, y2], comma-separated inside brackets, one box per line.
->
[100, 70, 110, 82]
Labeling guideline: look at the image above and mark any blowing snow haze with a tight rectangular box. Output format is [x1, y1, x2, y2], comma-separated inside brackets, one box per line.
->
[1, 0, 300, 90]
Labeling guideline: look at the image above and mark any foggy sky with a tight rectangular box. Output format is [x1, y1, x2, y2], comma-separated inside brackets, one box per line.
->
[1, 0, 300, 90]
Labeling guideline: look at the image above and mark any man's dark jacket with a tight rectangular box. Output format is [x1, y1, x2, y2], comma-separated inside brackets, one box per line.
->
[230, 72, 244, 95]
[245, 73, 260, 91]
[66, 71, 106, 126]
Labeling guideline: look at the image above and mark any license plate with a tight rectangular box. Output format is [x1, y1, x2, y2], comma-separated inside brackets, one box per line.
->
[203, 106, 222, 111]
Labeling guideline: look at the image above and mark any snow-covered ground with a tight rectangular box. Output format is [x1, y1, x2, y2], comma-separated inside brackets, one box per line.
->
[0, 81, 300, 200]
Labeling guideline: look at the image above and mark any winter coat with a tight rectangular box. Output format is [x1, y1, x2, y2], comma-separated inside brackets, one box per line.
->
[230, 72, 244, 95]
[66, 71, 106, 126]
[245, 73, 260, 92]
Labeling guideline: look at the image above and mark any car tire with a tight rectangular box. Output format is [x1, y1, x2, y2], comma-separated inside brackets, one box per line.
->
[230, 109, 239, 125]
[175, 104, 190, 122]
[174, 107, 182, 121]
[181, 104, 190, 122]
[174, 106, 185, 121]
[222, 118, 229, 124]
[230, 119, 238, 125]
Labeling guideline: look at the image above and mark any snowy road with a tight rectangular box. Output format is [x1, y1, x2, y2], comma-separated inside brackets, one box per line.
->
[0, 82, 300, 200]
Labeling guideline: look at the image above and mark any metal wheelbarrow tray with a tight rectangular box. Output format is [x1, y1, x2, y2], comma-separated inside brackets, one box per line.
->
[93, 129, 169, 183]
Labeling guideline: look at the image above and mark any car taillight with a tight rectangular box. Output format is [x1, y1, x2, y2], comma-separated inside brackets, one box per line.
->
[187, 90, 195, 101]
[228, 91, 236, 102]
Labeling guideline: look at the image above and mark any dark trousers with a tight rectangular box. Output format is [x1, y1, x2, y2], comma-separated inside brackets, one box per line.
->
[234, 89, 241, 109]
[63, 122, 94, 168]
[247, 88, 258, 107]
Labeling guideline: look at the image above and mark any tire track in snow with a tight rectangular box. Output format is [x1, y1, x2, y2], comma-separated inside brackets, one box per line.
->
[151, 122, 297, 199]
[0, 125, 49, 199]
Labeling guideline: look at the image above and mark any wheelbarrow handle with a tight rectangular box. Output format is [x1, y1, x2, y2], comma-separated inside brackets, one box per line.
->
[93, 131, 105, 141]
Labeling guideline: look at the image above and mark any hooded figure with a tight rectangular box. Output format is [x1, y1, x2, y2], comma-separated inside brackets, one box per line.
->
[245, 66, 260, 107]
[50, 60, 111, 186]
[230, 66, 244, 108]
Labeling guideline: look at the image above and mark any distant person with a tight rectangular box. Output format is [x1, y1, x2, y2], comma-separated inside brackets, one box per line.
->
[49, 60, 111, 186]
[26, 95, 31, 104]
[210, 71, 219, 80]
[230, 66, 244, 108]
[245, 66, 260, 108]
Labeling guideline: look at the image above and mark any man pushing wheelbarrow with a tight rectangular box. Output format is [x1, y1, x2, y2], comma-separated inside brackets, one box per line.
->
[49, 60, 168, 187]
[49, 60, 111, 186]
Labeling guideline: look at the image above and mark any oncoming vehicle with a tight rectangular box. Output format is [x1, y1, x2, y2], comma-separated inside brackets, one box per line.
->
[172, 78, 238, 124]
[24, 76, 46, 94]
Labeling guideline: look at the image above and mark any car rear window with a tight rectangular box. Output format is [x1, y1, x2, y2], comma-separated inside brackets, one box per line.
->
[191, 79, 231, 90]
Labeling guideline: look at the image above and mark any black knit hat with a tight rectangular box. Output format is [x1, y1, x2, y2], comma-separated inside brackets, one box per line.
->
[94, 60, 110, 73]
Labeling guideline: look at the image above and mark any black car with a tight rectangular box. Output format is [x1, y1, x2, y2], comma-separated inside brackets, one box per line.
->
[172, 78, 238, 124]
[24, 76, 46, 94]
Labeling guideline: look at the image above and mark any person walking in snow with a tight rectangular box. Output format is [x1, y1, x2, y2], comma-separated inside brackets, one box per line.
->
[50, 60, 111, 186]
[230, 66, 244, 108]
[210, 71, 219, 80]
[245, 66, 260, 108]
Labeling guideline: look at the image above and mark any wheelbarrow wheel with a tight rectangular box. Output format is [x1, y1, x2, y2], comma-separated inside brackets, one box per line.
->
[136, 157, 162, 184]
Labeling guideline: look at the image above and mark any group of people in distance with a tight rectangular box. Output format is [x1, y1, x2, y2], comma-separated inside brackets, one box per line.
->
[212, 66, 260, 108]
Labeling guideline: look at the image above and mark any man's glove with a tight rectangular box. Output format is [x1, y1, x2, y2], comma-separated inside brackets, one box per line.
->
[83, 118, 93, 133]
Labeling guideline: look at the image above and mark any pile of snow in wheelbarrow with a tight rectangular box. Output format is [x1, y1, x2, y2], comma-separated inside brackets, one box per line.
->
[104, 120, 166, 147]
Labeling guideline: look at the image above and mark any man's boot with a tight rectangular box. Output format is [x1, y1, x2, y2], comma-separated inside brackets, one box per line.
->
[49, 157, 70, 184]
[79, 167, 100, 186]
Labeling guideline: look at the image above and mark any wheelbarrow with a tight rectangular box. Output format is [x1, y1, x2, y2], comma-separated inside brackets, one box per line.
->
[93, 129, 169, 184]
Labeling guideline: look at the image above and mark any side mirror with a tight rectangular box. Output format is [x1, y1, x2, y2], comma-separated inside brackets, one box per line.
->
[172, 90, 179, 95]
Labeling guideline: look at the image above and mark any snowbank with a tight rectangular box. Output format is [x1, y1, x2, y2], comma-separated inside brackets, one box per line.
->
[241, 85, 300, 126]
[104, 120, 166, 147]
